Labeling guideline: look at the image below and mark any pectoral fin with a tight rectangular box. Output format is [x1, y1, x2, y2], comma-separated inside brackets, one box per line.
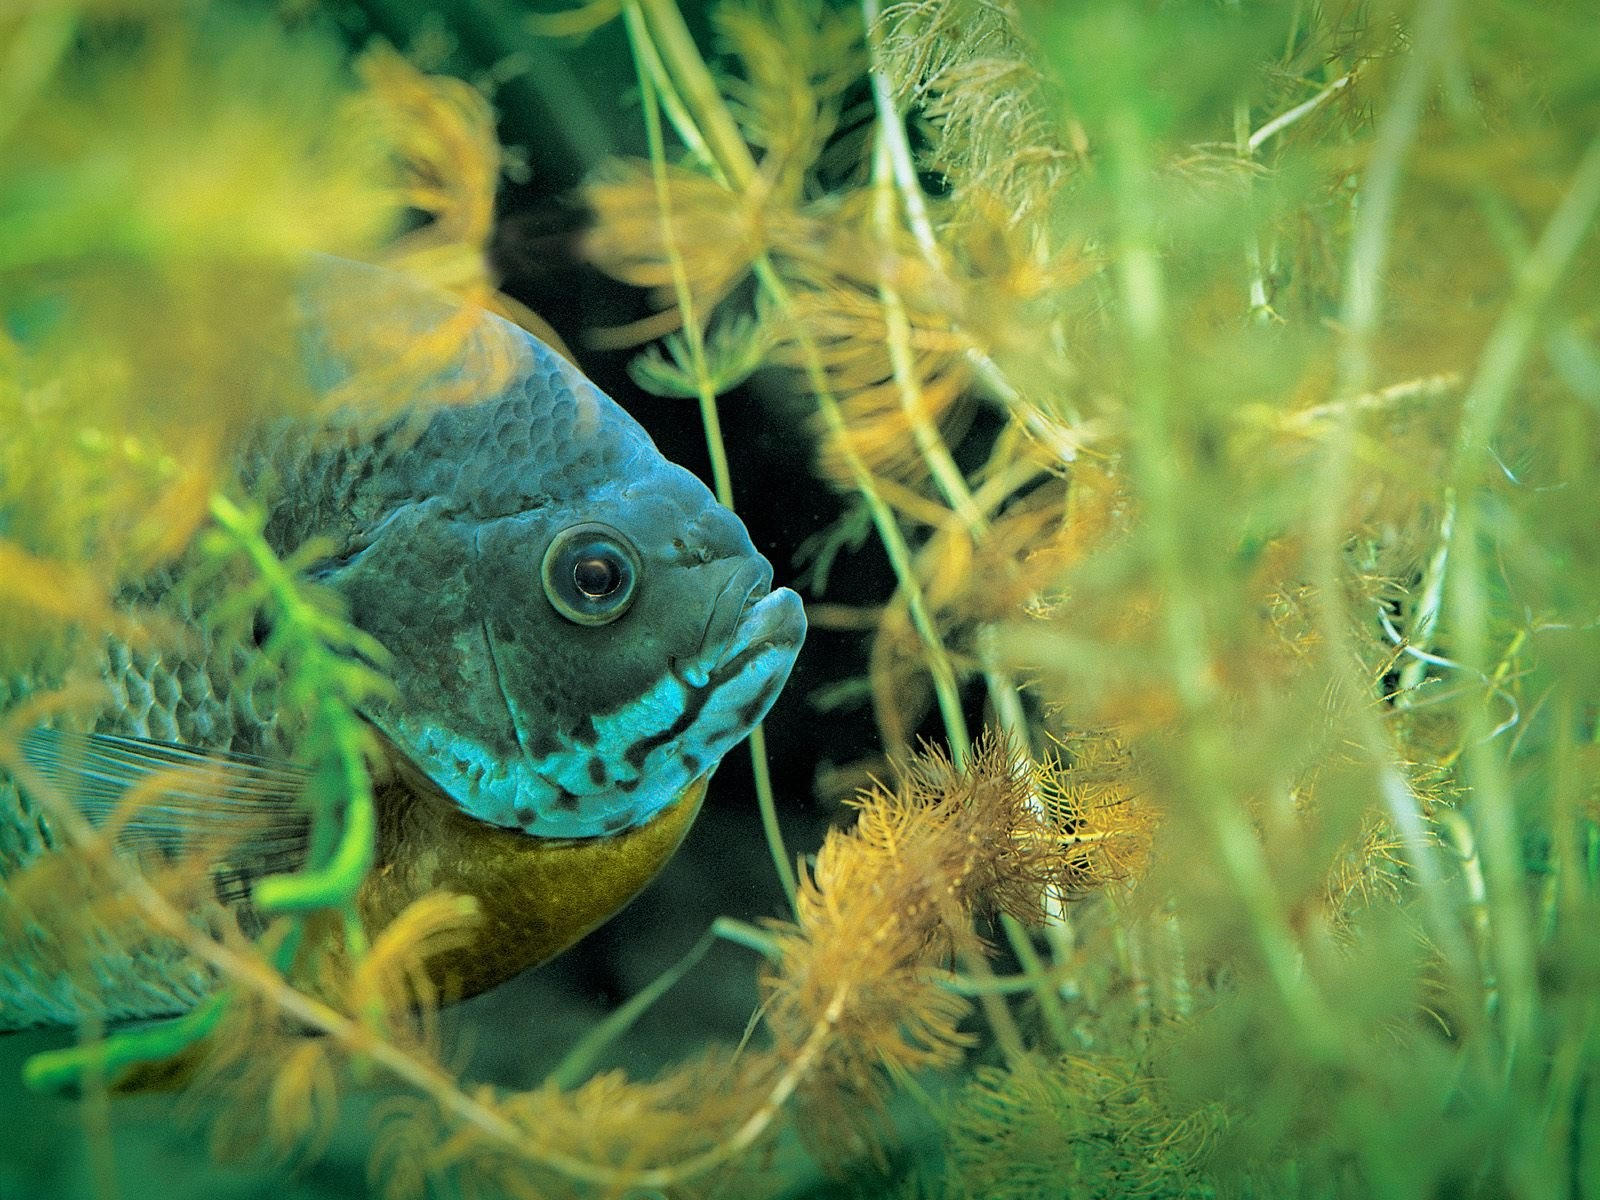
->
[18, 728, 312, 895]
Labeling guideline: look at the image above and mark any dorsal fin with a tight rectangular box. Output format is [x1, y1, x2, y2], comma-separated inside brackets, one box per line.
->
[19, 729, 312, 898]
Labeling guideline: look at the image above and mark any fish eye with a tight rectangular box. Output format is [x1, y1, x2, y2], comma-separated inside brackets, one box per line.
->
[541, 523, 640, 626]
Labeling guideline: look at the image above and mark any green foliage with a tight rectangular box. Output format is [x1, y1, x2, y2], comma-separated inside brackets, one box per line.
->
[944, 1051, 1216, 1200]
[199, 495, 390, 919]
[0, 0, 431, 1124]
[627, 312, 770, 397]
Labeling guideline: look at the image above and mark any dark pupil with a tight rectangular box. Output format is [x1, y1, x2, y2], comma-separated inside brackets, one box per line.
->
[573, 555, 621, 598]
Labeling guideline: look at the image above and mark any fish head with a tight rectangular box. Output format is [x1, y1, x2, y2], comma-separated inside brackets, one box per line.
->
[316, 320, 806, 840]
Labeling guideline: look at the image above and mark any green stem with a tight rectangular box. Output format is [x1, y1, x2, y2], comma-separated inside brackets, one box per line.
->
[756, 259, 971, 763]
[871, 82, 1034, 746]
[627, 0, 971, 762]
[745, 724, 796, 910]
[629, 15, 725, 179]
[712, 916, 781, 957]
[1247, 70, 1355, 154]
[870, 132, 985, 539]
[637, 0, 757, 189]
[550, 926, 718, 1088]
[623, 2, 796, 911]
[870, 125, 1024, 759]
[1395, 494, 1455, 700]
[861, 0, 940, 264]
[624, 0, 722, 493]
[208, 495, 375, 920]
[1232, 96, 1272, 319]
[999, 912, 1073, 1050]
[712, 916, 1086, 1003]
[858, 0, 1073, 447]
[1444, 130, 1600, 1071]
[24, 993, 228, 1093]
[252, 707, 375, 918]
[1104, 98, 1339, 1053]
[1297, 0, 1492, 1062]
[956, 944, 1028, 1068]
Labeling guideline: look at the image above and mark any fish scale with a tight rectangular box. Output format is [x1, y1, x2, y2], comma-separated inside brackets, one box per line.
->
[0, 259, 806, 1032]
[0, 585, 282, 1027]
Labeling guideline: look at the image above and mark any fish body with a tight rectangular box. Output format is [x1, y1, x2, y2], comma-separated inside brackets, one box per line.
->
[0, 260, 805, 1031]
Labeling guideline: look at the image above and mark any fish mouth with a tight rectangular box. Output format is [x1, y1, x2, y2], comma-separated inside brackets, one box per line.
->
[681, 557, 776, 687]
[708, 585, 806, 682]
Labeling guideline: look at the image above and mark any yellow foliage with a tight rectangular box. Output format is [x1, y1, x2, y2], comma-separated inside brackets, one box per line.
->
[762, 734, 1148, 1162]
[345, 891, 482, 1047]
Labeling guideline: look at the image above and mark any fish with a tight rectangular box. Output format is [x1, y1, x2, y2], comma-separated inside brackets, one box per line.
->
[0, 258, 806, 1031]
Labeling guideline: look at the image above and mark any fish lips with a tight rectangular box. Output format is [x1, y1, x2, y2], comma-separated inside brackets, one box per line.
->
[702, 583, 807, 697]
[659, 580, 803, 783]
[672, 556, 806, 763]
[681, 557, 777, 688]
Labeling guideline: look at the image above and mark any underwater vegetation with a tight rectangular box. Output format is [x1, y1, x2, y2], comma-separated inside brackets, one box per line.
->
[2, 0, 1600, 1197]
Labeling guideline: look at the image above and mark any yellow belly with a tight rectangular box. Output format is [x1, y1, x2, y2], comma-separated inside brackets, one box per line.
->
[352, 768, 708, 1002]
[80, 769, 707, 1092]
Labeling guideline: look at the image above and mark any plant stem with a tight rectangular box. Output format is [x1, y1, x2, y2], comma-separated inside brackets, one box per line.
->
[859, 0, 1080, 455]
[1303, 0, 1490, 1063]
[623, 1, 796, 911]
[870, 134, 985, 539]
[628, 12, 723, 177]
[637, 0, 756, 188]
[550, 925, 718, 1088]
[208, 495, 373, 931]
[999, 911, 1073, 1050]
[1248, 70, 1355, 153]
[1443, 130, 1600, 1072]
[1103, 95, 1341, 1051]
[24, 995, 227, 1093]
[758, 262, 971, 763]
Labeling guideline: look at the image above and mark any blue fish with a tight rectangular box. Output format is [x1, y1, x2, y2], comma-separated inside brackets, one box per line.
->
[0, 260, 806, 1028]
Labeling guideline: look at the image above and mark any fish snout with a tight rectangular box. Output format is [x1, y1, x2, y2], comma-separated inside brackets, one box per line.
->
[686, 556, 774, 685]
[738, 585, 807, 659]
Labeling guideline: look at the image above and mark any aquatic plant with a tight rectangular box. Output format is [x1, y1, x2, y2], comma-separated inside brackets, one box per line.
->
[3, 0, 1600, 1197]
